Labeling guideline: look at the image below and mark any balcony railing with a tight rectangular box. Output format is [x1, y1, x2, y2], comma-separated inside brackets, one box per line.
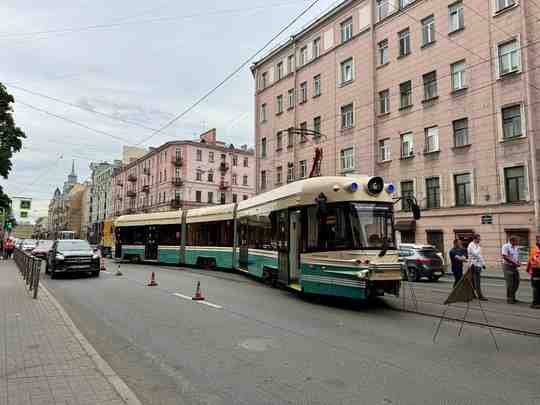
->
[172, 156, 183, 166]
[127, 174, 137, 182]
[171, 177, 183, 187]
[219, 162, 229, 172]
[170, 199, 182, 209]
[126, 190, 137, 198]
[219, 181, 229, 191]
[142, 185, 150, 193]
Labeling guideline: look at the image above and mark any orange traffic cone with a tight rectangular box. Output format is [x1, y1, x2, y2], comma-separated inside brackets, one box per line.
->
[192, 281, 205, 301]
[100, 257, 106, 271]
[148, 271, 158, 286]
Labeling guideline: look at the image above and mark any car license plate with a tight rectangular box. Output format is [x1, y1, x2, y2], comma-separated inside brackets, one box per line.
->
[434, 271, 442, 275]
[70, 265, 90, 269]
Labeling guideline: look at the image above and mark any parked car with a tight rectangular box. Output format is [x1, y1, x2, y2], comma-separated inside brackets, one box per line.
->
[31, 240, 54, 259]
[398, 244, 445, 282]
[21, 239, 37, 252]
[46, 239, 100, 279]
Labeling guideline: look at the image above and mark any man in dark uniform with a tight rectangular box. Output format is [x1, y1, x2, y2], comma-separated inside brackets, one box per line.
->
[449, 239, 467, 287]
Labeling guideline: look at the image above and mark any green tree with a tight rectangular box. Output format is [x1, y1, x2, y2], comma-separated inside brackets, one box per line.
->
[0, 83, 26, 211]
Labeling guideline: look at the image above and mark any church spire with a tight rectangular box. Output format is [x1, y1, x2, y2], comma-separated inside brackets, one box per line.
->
[71, 159, 75, 176]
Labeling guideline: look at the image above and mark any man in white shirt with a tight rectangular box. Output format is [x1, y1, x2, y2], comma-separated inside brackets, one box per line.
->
[467, 234, 487, 301]
[501, 236, 521, 304]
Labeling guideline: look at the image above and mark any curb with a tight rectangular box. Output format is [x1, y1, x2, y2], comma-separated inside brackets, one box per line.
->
[40, 283, 143, 405]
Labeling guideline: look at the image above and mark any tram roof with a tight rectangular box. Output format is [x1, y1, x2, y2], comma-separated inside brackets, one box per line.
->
[186, 203, 235, 223]
[237, 176, 394, 216]
[115, 210, 182, 227]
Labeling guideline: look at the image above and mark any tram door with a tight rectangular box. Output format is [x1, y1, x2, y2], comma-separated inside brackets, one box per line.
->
[276, 210, 290, 285]
[145, 225, 158, 260]
[289, 210, 301, 283]
[239, 220, 249, 269]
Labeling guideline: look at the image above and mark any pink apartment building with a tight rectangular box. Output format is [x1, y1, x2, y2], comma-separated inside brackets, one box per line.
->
[112, 129, 255, 215]
[252, 0, 540, 266]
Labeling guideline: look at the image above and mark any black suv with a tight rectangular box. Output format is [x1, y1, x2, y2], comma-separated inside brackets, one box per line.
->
[398, 244, 444, 282]
[46, 239, 100, 278]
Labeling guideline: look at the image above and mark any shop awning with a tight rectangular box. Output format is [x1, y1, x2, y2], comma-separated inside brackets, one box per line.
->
[395, 220, 416, 231]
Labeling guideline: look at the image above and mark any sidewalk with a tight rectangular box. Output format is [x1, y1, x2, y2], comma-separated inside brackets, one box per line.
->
[0, 259, 140, 405]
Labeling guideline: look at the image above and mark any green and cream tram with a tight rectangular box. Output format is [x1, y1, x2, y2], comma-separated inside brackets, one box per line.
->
[114, 176, 420, 300]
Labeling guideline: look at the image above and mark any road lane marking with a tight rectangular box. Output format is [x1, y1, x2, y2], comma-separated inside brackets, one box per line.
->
[101, 271, 111, 274]
[173, 292, 223, 309]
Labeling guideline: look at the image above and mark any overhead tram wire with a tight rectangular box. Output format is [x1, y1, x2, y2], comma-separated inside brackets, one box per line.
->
[133, 0, 323, 147]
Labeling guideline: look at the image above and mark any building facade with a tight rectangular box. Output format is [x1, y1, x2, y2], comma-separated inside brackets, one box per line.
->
[10, 196, 33, 225]
[252, 0, 540, 266]
[80, 180, 92, 241]
[89, 161, 121, 243]
[112, 129, 255, 215]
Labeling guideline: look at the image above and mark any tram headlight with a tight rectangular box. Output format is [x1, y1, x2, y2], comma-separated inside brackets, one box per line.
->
[366, 176, 384, 195]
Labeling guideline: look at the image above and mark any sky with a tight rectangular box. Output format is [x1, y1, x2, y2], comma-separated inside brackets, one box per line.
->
[0, 0, 337, 217]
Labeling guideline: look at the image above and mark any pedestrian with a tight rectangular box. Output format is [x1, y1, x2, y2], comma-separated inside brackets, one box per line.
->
[449, 239, 467, 287]
[467, 234, 488, 300]
[501, 236, 522, 304]
[527, 235, 540, 309]
[4, 239, 14, 259]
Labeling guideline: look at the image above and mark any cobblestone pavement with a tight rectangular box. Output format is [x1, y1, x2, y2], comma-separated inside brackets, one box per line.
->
[0, 259, 133, 405]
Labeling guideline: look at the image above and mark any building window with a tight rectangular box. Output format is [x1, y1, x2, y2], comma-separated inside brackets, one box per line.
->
[453, 118, 469, 147]
[421, 15, 435, 46]
[454, 173, 471, 206]
[196, 149, 202, 161]
[196, 190, 202, 203]
[340, 147, 354, 171]
[340, 58, 354, 84]
[288, 89, 295, 109]
[276, 131, 283, 150]
[287, 162, 294, 183]
[287, 130, 294, 147]
[260, 103, 267, 123]
[299, 122, 308, 142]
[208, 171, 214, 182]
[208, 152, 214, 163]
[399, 29, 411, 57]
[423, 71, 438, 100]
[313, 75, 321, 97]
[313, 37, 321, 59]
[243, 157, 249, 167]
[277, 61, 283, 80]
[401, 181, 414, 210]
[401, 132, 414, 158]
[276, 95, 283, 113]
[504, 166, 526, 202]
[196, 170, 202, 181]
[449, 1, 464, 32]
[261, 171, 267, 190]
[232, 174, 237, 185]
[261, 137, 267, 158]
[400, 80, 412, 108]
[220, 193, 226, 204]
[288, 54, 295, 73]
[379, 89, 390, 114]
[232, 155, 238, 166]
[377, 0, 390, 21]
[498, 39, 520, 76]
[341, 18, 353, 43]
[300, 46, 308, 66]
[232, 194, 238, 203]
[243, 195, 248, 200]
[451, 60, 466, 91]
[424, 126, 439, 153]
[276, 166, 283, 184]
[313, 116, 321, 135]
[400, 0, 413, 8]
[208, 191, 213, 203]
[502, 104, 522, 139]
[379, 139, 391, 162]
[299, 160, 307, 178]
[243, 175, 248, 186]
[378, 40, 389, 65]
[260, 72, 267, 89]
[341, 103, 354, 129]
[426, 177, 440, 209]
[300, 82, 308, 103]
[496, 0, 515, 12]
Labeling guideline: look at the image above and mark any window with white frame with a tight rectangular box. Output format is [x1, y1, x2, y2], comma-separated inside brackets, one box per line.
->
[260, 72, 267, 89]
[287, 129, 294, 147]
[260, 171, 267, 190]
[276, 95, 283, 114]
[300, 46, 308, 66]
[300, 82, 308, 103]
[287, 162, 294, 182]
[498, 38, 520, 76]
[196, 149, 202, 161]
[232, 174, 237, 185]
[424, 126, 439, 153]
[261, 137, 267, 158]
[243, 175, 248, 185]
[423, 71, 438, 100]
[196, 170, 202, 181]
[378, 40, 389, 65]
[400, 0, 413, 8]
[501, 104, 522, 139]
[340, 147, 354, 171]
[421, 15, 435, 46]
[451, 60, 466, 90]
[299, 122, 308, 142]
[379, 139, 391, 161]
[288, 89, 295, 109]
[314, 75, 321, 96]
[399, 29, 411, 57]
[287, 54, 295, 73]
[400, 80, 412, 108]
[196, 190, 202, 202]
[448, 1, 464, 32]
[453, 118, 469, 146]
[377, 0, 390, 21]
[379, 89, 390, 114]
[341, 103, 354, 129]
[208, 151, 214, 162]
[232, 194, 237, 203]
[277, 62, 283, 80]
[426, 177, 440, 209]
[207, 171, 214, 182]
[401, 132, 414, 158]
[243, 157, 249, 167]
[496, 0, 515, 12]
[504, 165, 527, 202]
[299, 160, 307, 178]
[454, 173, 471, 206]
[313, 116, 321, 134]
[276, 131, 283, 150]
[341, 18, 353, 43]
[313, 37, 321, 59]
[401, 181, 414, 210]
[276, 166, 283, 184]
[340, 58, 354, 84]
[208, 191, 213, 204]
[260, 103, 267, 123]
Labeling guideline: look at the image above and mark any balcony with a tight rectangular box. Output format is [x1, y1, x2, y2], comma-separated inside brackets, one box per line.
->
[170, 199, 182, 209]
[143, 167, 150, 175]
[219, 181, 229, 191]
[171, 177, 183, 187]
[126, 190, 137, 198]
[171, 156, 183, 166]
[219, 162, 229, 172]
[127, 174, 137, 182]
[142, 185, 150, 193]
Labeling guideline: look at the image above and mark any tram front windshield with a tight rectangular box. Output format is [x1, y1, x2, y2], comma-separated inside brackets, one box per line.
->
[305, 202, 395, 252]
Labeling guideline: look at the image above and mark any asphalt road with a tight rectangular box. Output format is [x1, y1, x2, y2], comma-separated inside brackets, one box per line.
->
[42, 262, 540, 405]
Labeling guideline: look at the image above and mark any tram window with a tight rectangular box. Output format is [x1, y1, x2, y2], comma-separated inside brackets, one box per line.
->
[119, 226, 145, 245]
[187, 220, 233, 247]
[241, 214, 275, 250]
[156, 224, 181, 245]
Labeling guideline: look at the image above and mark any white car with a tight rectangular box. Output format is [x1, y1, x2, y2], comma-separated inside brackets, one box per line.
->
[21, 239, 37, 252]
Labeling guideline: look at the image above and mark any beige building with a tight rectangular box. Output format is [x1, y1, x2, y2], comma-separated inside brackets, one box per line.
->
[251, 0, 539, 266]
